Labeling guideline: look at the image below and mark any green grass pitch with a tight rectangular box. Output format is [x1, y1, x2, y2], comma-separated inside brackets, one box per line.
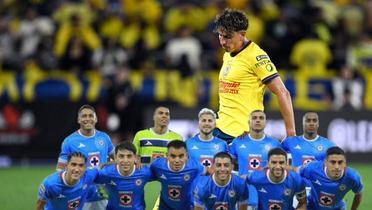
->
[0, 164, 370, 210]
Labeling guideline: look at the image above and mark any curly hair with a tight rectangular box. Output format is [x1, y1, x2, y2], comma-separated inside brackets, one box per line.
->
[214, 8, 249, 33]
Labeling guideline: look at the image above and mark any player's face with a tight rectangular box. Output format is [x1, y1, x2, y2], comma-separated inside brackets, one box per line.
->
[217, 29, 246, 53]
[303, 113, 319, 135]
[115, 149, 136, 173]
[167, 147, 188, 171]
[249, 112, 266, 132]
[199, 114, 215, 136]
[153, 107, 170, 127]
[325, 154, 346, 179]
[78, 108, 97, 131]
[66, 156, 86, 181]
[268, 155, 287, 179]
[214, 157, 233, 182]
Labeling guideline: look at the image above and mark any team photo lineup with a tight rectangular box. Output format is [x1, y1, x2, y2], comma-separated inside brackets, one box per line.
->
[35, 8, 364, 210]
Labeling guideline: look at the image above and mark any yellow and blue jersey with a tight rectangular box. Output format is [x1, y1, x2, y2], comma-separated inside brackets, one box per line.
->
[216, 41, 279, 137]
[133, 128, 183, 164]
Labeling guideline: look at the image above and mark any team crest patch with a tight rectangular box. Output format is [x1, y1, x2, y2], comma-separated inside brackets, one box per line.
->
[302, 157, 315, 166]
[317, 145, 323, 151]
[339, 184, 347, 191]
[88, 154, 100, 167]
[119, 192, 132, 207]
[228, 190, 236, 198]
[67, 197, 81, 209]
[95, 139, 104, 148]
[319, 192, 335, 207]
[214, 203, 228, 210]
[268, 202, 282, 210]
[200, 157, 213, 168]
[184, 174, 190, 181]
[248, 156, 262, 170]
[135, 179, 143, 186]
[168, 186, 181, 200]
[214, 144, 220, 150]
[284, 188, 292, 196]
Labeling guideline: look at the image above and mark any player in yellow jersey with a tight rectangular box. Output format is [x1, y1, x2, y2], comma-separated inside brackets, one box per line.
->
[213, 8, 296, 144]
[133, 106, 183, 164]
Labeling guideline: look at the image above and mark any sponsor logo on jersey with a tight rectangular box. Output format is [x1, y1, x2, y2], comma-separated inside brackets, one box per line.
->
[256, 55, 269, 61]
[119, 192, 133, 207]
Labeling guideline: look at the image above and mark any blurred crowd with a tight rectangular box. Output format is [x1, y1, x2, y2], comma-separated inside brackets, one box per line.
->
[1, 0, 372, 137]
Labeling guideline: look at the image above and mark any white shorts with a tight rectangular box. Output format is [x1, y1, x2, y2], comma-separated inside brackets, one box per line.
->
[83, 200, 108, 210]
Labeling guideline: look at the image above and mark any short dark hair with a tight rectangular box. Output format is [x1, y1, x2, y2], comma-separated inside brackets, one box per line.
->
[268, 148, 287, 161]
[213, 152, 232, 163]
[214, 8, 249, 33]
[67, 152, 86, 163]
[78, 104, 96, 115]
[167, 140, 186, 150]
[326, 146, 345, 158]
[115, 141, 137, 155]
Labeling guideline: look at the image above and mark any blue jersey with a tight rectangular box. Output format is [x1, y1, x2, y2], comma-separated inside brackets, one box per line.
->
[58, 130, 114, 202]
[150, 157, 204, 210]
[58, 130, 114, 168]
[193, 174, 248, 210]
[96, 164, 154, 210]
[230, 134, 282, 175]
[282, 135, 336, 167]
[186, 135, 228, 168]
[246, 169, 306, 210]
[38, 169, 98, 210]
[300, 161, 363, 210]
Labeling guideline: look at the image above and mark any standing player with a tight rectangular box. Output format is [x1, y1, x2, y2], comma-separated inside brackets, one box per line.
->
[282, 112, 336, 168]
[213, 8, 296, 144]
[300, 147, 363, 210]
[37, 152, 98, 210]
[150, 140, 205, 210]
[96, 141, 154, 210]
[193, 152, 248, 210]
[133, 106, 183, 165]
[230, 110, 282, 209]
[186, 108, 228, 168]
[57, 104, 114, 209]
[246, 148, 307, 210]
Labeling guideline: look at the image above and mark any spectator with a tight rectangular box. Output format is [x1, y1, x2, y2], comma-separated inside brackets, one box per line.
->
[332, 65, 364, 110]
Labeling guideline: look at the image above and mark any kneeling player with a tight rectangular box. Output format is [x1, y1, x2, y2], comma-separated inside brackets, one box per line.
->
[193, 152, 248, 210]
[246, 148, 307, 210]
[300, 146, 363, 210]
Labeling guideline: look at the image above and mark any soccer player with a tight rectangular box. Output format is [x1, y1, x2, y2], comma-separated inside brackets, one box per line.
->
[282, 112, 336, 168]
[96, 141, 154, 210]
[133, 106, 183, 165]
[193, 152, 248, 210]
[186, 108, 228, 168]
[246, 148, 307, 210]
[213, 8, 296, 144]
[300, 147, 363, 210]
[57, 104, 114, 209]
[230, 110, 282, 209]
[150, 140, 205, 210]
[37, 152, 98, 210]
